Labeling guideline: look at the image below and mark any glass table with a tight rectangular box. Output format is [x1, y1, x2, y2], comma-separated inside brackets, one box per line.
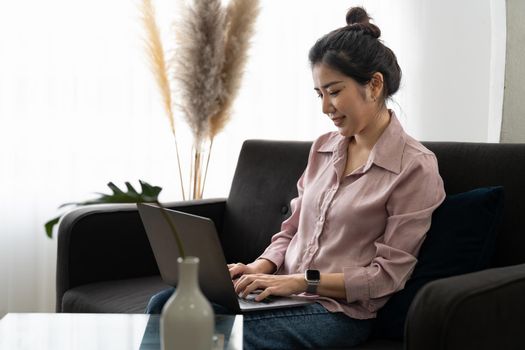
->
[0, 313, 243, 350]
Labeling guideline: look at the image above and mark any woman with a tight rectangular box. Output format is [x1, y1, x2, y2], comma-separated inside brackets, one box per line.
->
[149, 6, 445, 349]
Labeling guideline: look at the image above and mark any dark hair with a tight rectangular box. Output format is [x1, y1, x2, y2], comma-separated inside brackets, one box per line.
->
[309, 7, 401, 100]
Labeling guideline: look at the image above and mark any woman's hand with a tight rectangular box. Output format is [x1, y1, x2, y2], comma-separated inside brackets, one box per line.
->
[228, 259, 276, 279]
[234, 274, 307, 301]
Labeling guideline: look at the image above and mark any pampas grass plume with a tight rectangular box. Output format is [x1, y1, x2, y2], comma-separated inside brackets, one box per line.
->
[209, 0, 260, 139]
[141, 0, 186, 199]
[172, 0, 226, 145]
[141, 0, 260, 199]
[141, 0, 175, 135]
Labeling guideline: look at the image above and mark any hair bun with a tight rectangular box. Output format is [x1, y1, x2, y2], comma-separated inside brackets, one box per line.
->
[346, 7, 370, 25]
[345, 7, 381, 39]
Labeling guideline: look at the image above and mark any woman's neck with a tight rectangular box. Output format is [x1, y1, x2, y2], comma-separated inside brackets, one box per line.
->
[351, 107, 391, 151]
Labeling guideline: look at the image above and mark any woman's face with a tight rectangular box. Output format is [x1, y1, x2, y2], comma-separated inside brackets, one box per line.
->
[312, 63, 377, 138]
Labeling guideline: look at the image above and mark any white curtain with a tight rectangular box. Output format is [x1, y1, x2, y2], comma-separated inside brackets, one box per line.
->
[0, 0, 504, 317]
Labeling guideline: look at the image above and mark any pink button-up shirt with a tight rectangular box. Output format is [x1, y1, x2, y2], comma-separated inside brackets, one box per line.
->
[259, 112, 445, 319]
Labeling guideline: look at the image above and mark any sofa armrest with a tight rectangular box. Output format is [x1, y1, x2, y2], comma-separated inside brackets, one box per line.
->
[56, 198, 226, 312]
[405, 263, 525, 350]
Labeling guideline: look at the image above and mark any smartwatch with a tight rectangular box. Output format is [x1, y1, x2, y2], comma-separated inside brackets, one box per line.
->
[304, 269, 321, 294]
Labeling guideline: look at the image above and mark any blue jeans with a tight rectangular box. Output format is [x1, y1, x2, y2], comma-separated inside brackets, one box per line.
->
[146, 288, 374, 349]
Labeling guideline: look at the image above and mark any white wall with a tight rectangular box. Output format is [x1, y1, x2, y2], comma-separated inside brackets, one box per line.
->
[361, 0, 504, 142]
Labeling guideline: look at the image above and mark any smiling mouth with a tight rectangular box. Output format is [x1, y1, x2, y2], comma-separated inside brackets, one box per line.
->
[331, 116, 345, 126]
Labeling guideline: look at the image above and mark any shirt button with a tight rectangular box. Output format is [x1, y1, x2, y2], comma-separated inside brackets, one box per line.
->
[280, 206, 288, 214]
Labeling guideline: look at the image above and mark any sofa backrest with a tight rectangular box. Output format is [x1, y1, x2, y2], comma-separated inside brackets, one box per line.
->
[221, 140, 310, 264]
[221, 140, 525, 268]
[423, 142, 525, 267]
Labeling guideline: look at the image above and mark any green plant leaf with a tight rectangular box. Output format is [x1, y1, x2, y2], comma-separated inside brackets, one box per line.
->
[57, 202, 78, 209]
[45, 217, 60, 238]
[140, 180, 162, 200]
[108, 182, 125, 196]
[45, 180, 163, 238]
[125, 182, 140, 197]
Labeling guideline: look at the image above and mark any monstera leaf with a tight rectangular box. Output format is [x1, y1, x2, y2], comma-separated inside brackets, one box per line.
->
[45, 179, 185, 257]
[45, 180, 162, 238]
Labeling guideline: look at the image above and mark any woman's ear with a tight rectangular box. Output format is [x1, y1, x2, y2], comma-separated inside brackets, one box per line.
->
[369, 72, 384, 101]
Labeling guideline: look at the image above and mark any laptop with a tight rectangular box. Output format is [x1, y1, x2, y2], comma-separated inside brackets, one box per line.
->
[137, 203, 314, 313]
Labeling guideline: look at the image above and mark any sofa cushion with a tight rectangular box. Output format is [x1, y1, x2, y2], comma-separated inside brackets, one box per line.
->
[61, 275, 170, 313]
[374, 186, 504, 339]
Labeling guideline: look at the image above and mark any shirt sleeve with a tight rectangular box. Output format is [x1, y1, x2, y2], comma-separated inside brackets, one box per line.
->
[257, 171, 305, 271]
[343, 154, 446, 311]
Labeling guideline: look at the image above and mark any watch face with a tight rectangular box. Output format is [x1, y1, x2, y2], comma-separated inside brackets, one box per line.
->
[306, 269, 320, 282]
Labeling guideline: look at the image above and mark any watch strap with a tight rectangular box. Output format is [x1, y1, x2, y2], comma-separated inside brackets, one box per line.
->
[306, 282, 319, 294]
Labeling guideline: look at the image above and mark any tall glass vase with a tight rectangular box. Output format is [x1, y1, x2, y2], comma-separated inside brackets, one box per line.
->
[161, 256, 214, 350]
[189, 139, 211, 200]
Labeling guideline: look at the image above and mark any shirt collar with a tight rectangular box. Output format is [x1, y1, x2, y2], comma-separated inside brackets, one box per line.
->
[317, 133, 343, 153]
[316, 110, 406, 175]
[368, 111, 406, 174]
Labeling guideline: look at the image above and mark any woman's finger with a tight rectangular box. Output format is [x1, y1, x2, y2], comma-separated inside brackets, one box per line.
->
[228, 266, 239, 279]
[228, 263, 246, 279]
[255, 287, 275, 302]
[241, 278, 263, 298]
[234, 274, 251, 294]
[235, 274, 260, 294]
[228, 262, 244, 269]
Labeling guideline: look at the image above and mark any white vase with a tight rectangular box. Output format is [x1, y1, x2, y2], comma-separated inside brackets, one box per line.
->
[160, 256, 215, 350]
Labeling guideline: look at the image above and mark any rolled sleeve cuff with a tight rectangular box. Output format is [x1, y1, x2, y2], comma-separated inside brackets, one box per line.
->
[343, 266, 370, 303]
[258, 251, 284, 272]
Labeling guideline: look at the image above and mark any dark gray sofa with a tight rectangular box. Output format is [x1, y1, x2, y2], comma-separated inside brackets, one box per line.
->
[56, 140, 525, 349]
